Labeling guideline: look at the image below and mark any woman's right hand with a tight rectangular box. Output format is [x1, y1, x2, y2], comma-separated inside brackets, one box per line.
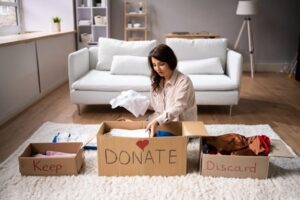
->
[146, 119, 159, 137]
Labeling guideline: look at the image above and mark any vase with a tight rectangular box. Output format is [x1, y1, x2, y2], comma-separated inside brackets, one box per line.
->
[52, 22, 61, 32]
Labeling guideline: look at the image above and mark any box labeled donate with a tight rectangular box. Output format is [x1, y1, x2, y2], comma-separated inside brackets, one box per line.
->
[200, 139, 295, 179]
[19, 142, 84, 176]
[97, 121, 208, 176]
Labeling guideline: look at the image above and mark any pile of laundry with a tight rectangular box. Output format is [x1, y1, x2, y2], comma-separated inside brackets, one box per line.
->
[203, 133, 271, 156]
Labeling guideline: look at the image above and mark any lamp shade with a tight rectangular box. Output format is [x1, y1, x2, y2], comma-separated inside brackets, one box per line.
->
[236, 1, 258, 15]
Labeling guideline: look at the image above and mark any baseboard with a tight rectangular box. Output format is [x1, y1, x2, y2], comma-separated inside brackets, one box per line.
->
[242, 63, 290, 73]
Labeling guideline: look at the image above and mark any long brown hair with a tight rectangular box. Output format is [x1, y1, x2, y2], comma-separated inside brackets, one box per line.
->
[148, 44, 177, 92]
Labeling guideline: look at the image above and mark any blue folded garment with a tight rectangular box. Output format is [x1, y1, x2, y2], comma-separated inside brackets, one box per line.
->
[155, 130, 175, 137]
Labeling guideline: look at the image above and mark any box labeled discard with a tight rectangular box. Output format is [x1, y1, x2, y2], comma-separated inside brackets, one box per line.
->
[19, 142, 84, 176]
[200, 138, 295, 179]
[97, 121, 208, 176]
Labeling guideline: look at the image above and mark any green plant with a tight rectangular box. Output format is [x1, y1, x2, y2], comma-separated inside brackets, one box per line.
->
[52, 16, 61, 23]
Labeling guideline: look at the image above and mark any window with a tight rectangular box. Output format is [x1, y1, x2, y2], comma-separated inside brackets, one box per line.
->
[0, 0, 20, 36]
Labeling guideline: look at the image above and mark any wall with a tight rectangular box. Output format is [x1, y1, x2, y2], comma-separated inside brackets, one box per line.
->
[110, 0, 300, 71]
[22, 0, 74, 32]
[20, 0, 299, 71]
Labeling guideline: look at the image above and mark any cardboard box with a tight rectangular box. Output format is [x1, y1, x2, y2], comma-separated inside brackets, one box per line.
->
[200, 138, 295, 179]
[19, 142, 84, 176]
[97, 121, 208, 176]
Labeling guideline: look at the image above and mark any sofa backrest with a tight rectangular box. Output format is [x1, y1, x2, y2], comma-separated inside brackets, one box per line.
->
[89, 47, 98, 69]
[166, 38, 227, 68]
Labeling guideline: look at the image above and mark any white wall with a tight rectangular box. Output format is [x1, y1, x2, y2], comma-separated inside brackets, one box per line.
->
[22, 0, 74, 32]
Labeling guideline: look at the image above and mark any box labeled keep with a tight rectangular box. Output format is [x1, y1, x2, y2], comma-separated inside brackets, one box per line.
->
[19, 142, 84, 176]
[97, 121, 208, 176]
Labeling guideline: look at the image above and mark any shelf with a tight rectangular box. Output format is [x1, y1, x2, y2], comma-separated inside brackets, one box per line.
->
[124, 0, 147, 41]
[125, 13, 146, 16]
[126, 2, 143, 4]
[126, 27, 146, 31]
[77, 7, 107, 9]
[92, 25, 107, 27]
[128, 37, 145, 41]
[75, 0, 110, 48]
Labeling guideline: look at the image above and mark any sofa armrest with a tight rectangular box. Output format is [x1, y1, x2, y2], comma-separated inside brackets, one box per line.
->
[226, 49, 243, 88]
[68, 48, 90, 89]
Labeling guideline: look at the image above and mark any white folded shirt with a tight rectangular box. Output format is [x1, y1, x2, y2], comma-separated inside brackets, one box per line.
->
[105, 128, 149, 138]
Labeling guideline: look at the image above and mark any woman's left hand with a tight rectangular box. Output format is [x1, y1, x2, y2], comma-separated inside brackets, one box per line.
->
[146, 120, 159, 137]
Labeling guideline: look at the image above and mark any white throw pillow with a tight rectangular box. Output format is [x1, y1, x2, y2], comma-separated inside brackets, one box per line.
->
[177, 57, 224, 75]
[110, 55, 151, 76]
[96, 37, 157, 70]
[166, 38, 227, 69]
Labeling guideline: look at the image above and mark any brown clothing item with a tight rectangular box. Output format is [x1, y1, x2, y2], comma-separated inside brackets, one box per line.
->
[203, 133, 270, 156]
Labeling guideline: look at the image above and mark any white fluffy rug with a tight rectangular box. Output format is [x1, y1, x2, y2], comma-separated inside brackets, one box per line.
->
[0, 122, 300, 200]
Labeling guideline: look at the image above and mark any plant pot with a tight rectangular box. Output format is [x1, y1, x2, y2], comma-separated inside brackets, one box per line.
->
[52, 22, 61, 32]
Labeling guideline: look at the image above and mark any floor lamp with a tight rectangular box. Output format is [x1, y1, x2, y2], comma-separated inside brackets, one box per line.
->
[234, 1, 258, 78]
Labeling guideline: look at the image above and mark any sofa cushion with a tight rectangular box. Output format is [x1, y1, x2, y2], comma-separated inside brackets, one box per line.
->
[110, 55, 151, 76]
[166, 38, 227, 68]
[96, 38, 156, 71]
[177, 57, 224, 75]
[72, 70, 151, 92]
[189, 74, 238, 91]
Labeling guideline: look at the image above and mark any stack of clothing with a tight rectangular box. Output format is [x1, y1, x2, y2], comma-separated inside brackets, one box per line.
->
[203, 133, 271, 156]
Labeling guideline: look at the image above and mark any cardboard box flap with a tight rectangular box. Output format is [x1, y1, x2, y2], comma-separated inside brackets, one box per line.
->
[182, 121, 208, 137]
[269, 139, 296, 158]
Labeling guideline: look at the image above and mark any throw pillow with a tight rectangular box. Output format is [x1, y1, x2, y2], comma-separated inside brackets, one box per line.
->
[166, 38, 227, 68]
[96, 37, 157, 70]
[177, 57, 224, 74]
[110, 55, 151, 76]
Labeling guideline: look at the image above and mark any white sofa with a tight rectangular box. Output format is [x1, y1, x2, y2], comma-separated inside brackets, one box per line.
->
[68, 38, 242, 114]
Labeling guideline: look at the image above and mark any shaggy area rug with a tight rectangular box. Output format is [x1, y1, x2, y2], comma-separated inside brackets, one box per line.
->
[0, 122, 299, 200]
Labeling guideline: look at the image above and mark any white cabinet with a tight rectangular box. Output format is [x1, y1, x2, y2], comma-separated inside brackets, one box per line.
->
[75, 0, 110, 49]
[0, 42, 40, 124]
[0, 33, 76, 125]
[37, 34, 75, 95]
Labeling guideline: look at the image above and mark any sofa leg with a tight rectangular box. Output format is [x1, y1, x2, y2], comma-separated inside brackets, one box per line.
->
[229, 105, 233, 117]
[77, 104, 81, 115]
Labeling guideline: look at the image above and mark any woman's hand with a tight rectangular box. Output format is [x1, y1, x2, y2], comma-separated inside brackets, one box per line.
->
[146, 120, 159, 137]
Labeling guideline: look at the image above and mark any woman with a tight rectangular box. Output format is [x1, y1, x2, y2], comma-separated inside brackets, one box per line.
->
[146, 44, 197, 137]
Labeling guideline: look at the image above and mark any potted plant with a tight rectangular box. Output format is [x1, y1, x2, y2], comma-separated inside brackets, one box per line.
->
[51, 16, 61, 32]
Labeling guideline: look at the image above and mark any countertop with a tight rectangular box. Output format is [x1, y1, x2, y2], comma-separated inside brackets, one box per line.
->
[0, 30, 76, 47]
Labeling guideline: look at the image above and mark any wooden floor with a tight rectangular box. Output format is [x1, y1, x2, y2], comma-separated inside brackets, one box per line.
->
[0, 72, 299, 162]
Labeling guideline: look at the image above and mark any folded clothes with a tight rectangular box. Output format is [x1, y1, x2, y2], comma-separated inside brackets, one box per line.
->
[52, 131, 97, 150]
[105, 128, 149, 138]
[32, 151, 76, 158]
[203, 133, 271, 156]
[155, 130, 175, 137]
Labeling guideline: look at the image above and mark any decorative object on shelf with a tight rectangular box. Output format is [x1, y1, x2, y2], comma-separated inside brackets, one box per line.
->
[133, 23, 141, 28]
[94, 15, 107, 25]
[51, 16, 61, 32]
[138, 2, 143, 13]
[87, 0, 93, 7]
[80, 33, 92, 43]
[78, 20, 91, 26]
[234, 0, 258, 79]
[96, 0, 102, 7]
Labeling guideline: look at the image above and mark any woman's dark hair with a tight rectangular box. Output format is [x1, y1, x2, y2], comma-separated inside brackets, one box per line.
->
[148, 44, 177, 92]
